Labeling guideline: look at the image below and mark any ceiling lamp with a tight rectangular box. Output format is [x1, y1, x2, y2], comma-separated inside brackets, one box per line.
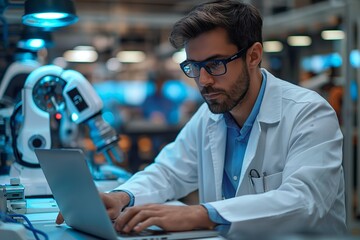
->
[63, 46, 98, 63]
[116, 51, 146, 63]
[321, 30, 345, 40]
[263, 41, 283, 53]
[287, 36, 312, 47]
[22, 0, 78, 29]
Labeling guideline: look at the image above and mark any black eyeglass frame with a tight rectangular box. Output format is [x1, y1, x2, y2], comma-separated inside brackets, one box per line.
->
[180, 47, 248, 78]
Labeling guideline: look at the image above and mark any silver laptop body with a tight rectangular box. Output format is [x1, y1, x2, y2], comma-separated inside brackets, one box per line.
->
[35, 148, 219, 240]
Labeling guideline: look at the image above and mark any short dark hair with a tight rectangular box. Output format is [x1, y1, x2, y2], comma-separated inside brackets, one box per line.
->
[169, 0, 263, 51]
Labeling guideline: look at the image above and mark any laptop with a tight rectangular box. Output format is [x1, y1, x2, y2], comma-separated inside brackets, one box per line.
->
[35, 148, 220, 240]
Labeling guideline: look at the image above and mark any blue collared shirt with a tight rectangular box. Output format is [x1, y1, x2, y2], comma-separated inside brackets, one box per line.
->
[203, 72, 267, 224]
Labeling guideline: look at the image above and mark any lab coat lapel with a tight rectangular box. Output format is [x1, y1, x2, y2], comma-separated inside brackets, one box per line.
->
[208, 116, 227, 200]
[239, 121, 262, 184]
[237, 69, 282, 194]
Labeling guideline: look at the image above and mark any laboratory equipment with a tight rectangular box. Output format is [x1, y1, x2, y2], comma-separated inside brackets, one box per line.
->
[10, 65, 126, 196]
[0, 178, 26, 214]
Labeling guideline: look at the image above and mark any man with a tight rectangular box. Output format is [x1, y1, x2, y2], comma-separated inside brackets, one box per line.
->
[57, 0, 346, 236]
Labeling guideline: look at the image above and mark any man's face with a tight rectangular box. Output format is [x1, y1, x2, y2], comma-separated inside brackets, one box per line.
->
[185, 28, 250, 114]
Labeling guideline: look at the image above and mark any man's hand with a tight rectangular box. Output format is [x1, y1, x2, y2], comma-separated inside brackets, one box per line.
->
[113, 204, 216, 233]
[55, 191, 130, 224]
[101, 191, 131, 220]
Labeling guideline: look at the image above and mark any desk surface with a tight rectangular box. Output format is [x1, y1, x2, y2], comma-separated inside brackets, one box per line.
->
[27, 213, 224, 240]
[2, 176, 358, 240]
[19, 202, 360, 240]
[25, 203, 224, 240]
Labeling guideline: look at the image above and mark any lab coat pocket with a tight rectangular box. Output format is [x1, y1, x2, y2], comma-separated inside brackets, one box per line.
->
[250, 171, 283, 194]
[263, 171, 283, 191]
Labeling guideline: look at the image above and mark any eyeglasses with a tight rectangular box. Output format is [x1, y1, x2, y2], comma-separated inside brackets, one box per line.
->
[180, 47, 248, 78]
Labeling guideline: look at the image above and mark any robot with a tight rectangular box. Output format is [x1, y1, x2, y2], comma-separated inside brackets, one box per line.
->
[9, 65, 129, 196]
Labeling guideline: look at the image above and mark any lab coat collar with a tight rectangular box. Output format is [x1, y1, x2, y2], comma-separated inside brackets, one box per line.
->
[257, 69, 282, 125]
[208, 68, 282, 125]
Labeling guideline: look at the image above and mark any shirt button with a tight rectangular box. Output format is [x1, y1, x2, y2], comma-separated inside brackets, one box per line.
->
[233, 176, 238, 181]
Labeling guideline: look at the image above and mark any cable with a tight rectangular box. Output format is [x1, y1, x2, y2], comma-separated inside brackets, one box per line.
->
[9, 213, 40, 240]
[0, 211, 49, 240]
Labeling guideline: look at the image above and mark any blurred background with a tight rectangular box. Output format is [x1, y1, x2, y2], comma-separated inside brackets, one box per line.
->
[0, 0, 360, 234]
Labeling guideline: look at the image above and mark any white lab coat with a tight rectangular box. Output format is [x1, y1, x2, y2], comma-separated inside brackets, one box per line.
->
[115, 69, 346, 236]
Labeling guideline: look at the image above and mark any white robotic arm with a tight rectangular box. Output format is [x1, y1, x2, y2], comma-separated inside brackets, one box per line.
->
[62, 69, 103, 123]
[11, 65, 124, 195]
[62, 69, 122, 162]
[18, 65, 122, 163]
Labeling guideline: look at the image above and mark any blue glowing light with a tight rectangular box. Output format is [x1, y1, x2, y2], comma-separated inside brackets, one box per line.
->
[301, 52, 344, 72]
[329, 53, 342, 68]
[18, 38, 46, 51]
[311, 55, 326, 73]
[34, 12, 68, 19]
[22, 13, 78, 28]
[27, 39, 45, 49]
[350, 80, 358, 101]
[71, 113, 79, 122]
[350, 50, 360, 68]
[162, 80, 187, 103]
[93, 80, 202, 106]
[124, 81, 148, 105]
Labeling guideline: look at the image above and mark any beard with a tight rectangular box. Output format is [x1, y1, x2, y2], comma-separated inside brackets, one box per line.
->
[201, 65, 250, 114]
